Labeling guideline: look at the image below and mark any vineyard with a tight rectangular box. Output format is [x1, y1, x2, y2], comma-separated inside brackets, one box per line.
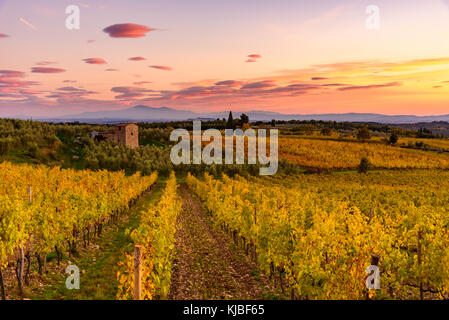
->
[3, 0, 449, 307]
[117, 172, 181, 300]
[187, 171, 449, 299]
[0, 162, 157, 299]
[279, 137, 449, 169]
[2, 153, 449, 300]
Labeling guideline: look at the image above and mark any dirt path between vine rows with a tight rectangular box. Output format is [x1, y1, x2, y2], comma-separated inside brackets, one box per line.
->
[168, 184, 277, 300]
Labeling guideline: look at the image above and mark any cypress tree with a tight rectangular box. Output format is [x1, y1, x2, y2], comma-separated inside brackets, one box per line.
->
[226, 111, 235, 129]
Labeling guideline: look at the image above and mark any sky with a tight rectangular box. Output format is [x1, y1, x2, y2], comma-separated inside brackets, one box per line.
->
[1, 0, 449, 117]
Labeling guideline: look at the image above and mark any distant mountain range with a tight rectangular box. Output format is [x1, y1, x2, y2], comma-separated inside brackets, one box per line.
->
[29, 105, 449, 124]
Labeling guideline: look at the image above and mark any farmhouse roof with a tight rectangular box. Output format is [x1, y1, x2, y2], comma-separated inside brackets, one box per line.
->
[116, 123, 137, 127]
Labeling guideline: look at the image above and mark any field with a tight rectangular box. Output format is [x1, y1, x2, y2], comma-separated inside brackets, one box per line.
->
[398, 137, 449, 151]
[0, 163, 277, 300]
[279, 136, 449, 169]
[3, 124, 449, 300]
[0, 162, 158, 299]
[188, 170, 449, 299]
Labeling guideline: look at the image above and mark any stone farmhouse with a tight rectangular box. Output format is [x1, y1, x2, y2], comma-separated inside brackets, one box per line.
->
[89, 123, 139, 148]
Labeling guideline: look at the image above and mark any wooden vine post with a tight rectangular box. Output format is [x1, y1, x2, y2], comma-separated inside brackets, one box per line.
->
[134, 244, 143, 300]
[417, 230, 423, 300]
[254, 207, 257, 264]
[17, 187, 32, 297]
[0, 258, 5, 300]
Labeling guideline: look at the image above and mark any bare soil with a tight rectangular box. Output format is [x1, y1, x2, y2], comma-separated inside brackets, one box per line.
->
[168, 184, 277, 300]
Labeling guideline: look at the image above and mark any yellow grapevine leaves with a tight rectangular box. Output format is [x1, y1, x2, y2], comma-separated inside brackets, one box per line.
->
[279, 137, 449, 169]
[187, 171, 449, 300]
[0, 161, 157, 270]
[116, 172, 181, 300]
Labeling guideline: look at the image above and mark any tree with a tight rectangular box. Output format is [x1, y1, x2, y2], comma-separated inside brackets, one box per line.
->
[271, 119, 276, 127]
[226, 111, 235, 129]
[389, 133, 398, 145]
[240, 113, 249, 126]
[417, 128, 435, 139]
[358, 157, 370, 173]
[357, 127, 371, 141]
[0, 137, 13, 156]
[321, 127, 332, 136]
[302, 124, 315, 135]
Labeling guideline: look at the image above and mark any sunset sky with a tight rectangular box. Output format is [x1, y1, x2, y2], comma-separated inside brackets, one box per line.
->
[1, 0, 449, 117]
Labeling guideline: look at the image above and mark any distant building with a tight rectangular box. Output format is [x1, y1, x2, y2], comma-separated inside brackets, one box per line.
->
[90, 123, 139, 148]
[89, 131, 99, 139]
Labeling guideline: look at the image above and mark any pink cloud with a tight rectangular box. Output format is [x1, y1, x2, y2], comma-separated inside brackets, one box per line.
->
[36, 61, 57, 66]
[241, 80, 276, 89]
[45, 87, 98, 100]
[0, 70, 25, 77]
[248, 54, 262, 59]
[83, 58, 107, 64]
[57, 86, 85, 92]
[311, 77, 329, 80]
[63, 80, 77, 83]
[103, 23, 156, 38]
[266, 83, 320, 94]
[31, 67, 65, 73]
[321, 83, 346, 87]
[161, 86, 235, 101]
[87, 40, 96, 43]
[19, 89, 40, 95]
[150, 65, 172, 71]
[245, 59, 257, 63]
[147, 79, 325, 103]
[105, 68, 118, 71]
[111, 86, 154, 99]
[338, 82, 402, 91]
[0, 33, 9, 38]
[0, 78, 39, 88]
[133, 81, 152, 85]
[215, 80, 243, 87]
[0, 73, 39, 91]
[129, 56, 146, 61]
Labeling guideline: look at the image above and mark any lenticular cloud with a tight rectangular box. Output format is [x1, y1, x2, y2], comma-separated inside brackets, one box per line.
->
[103, 23, 156, 38]
[83, 58, 107, 64]
[31, 67, 65, 73]
[129, 56, 146, 61]
[150, 65, 172, 71]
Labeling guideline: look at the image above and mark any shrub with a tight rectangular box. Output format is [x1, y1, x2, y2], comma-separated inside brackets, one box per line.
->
[356, 127, 371, 141]
[0, 137, 13, 156]
[358, 157, 370, 173]
[389, 133, 398, 145]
